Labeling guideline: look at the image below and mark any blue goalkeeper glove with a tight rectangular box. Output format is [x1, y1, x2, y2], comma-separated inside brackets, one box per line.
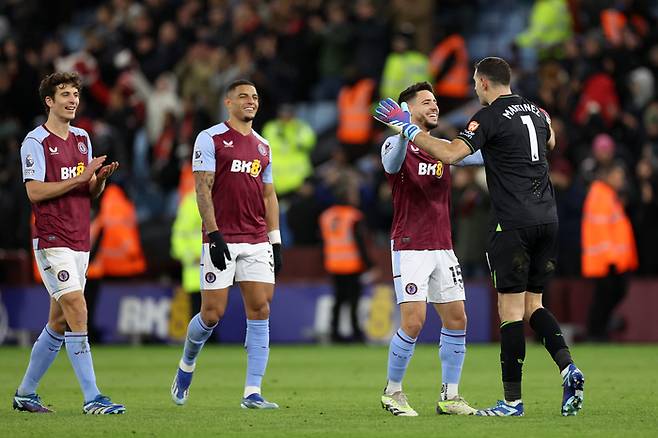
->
[373, 98, 421, 141]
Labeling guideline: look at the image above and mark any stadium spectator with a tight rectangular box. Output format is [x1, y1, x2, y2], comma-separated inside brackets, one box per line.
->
[336, 72, 376, 159]
[634, 152, 658, 275]
[582, 163, 638, 341]
[379, 28, 431, 105]
[578, 133, 618, 185]
[262, 104, 316, 198]
[308, 1, 354, 100]
[319, 182, 372, 343]
[285, 179, 322, 246]
[352, 0, 390, 80]
[131, 69, 182, 145]
[428, 32, 471, 113]
[390, 0, 434, 54]
[171, 190, 203, 316]
[451, 166, 489, 278]
[515, 0, 573, 61]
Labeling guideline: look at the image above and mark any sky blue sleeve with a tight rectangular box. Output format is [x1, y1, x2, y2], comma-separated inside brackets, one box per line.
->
[192, 131, 216, 172]
[454, 149, 484, 166]
[86, 132, 93, 163]
[381, 135, 408, 174]
[20, 137, 46, 182]
[262, 146, 273, 184]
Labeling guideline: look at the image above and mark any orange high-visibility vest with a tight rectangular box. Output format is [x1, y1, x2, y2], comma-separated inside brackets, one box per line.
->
[87, 212, 104, 279]
[177, 162, 195, 201]
[600, 9, 627, 47]
[429, 34, 470, 99]
[319, 205, 366, 275]
[337, 78, 375, 145]
[581, 180, 638, 277]
[94, 184, 146, 277]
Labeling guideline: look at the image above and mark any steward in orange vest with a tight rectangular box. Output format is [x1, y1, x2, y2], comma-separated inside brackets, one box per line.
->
[319, 184, 372, 342]
[320, 204, 367, 275]
[429, 34, 470, 100]
[581, 169, 637, 278]
[87, 184, 146, 278]
[581, 163, 637, 340]
[337, 77, 375, 146]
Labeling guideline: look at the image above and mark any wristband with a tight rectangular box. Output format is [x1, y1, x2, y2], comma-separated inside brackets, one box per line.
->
[268, 230, 281, 245]
[402, 123, 421, 142]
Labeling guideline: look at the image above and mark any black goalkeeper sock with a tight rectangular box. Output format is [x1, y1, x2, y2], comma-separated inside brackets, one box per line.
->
[529, 307, 573, 372]
[500, 320, 525, 401]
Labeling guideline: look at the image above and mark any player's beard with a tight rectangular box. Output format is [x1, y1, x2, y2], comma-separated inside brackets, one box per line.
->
[422, 115, 438, 131]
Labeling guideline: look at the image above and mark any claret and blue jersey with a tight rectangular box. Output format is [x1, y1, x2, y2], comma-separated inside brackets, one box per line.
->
[20, 124, 93, 251]
[192, 121, 273, 244]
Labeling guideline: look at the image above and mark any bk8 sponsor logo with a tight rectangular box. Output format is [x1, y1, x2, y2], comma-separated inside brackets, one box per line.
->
[418, 161, 444, 178]
[60, 162, 86, 180]
[230, 159, 262, 178]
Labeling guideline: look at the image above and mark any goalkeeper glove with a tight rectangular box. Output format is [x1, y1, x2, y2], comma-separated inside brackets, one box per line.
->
[374, 98, 421, 142]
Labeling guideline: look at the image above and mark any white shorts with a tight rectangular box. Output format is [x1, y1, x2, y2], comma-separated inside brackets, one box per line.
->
[391, 247, 465, 304]
[33, 242, 89, 301]
[201, 242, 274, 290]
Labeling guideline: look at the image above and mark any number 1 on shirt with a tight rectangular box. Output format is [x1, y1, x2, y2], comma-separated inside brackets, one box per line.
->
[521, 115, 539, 162]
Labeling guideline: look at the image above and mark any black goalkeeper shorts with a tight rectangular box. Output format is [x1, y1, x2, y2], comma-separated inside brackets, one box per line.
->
[486, 222, 558, 294]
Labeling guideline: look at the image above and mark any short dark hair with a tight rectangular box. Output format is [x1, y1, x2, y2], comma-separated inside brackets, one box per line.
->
[597, 161, 626, 180]
[226, 79, 256, 96]
[398, 81, 435, 104]
[474, 57, 511, 86]
[38, 72, 82, 113]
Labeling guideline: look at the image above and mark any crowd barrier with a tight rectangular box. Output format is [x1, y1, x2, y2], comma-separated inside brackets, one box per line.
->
[0, 281, 492, 345]
[2, 244, 657, 344]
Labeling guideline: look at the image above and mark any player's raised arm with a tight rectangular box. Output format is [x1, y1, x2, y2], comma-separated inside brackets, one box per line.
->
[454, 149, 484, 166]
[413, 133, 472, 164]
[381, 135, 408, 174]
[374, 98, 471, 164]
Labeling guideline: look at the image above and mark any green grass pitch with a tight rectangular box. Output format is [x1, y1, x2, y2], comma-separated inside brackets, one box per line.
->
[2, 343, 657, 437]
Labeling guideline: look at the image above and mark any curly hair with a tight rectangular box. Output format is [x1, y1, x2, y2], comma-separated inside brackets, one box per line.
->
[38, 72, 82, 113]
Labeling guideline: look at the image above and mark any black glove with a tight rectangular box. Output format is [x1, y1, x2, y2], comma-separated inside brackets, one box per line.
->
[272, 243, 282, 275]
[208, 231, 231, 271]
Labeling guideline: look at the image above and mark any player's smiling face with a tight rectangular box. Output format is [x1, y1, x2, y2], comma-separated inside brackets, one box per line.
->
[227, 84, 259, 122]
[409, 90, 439, 130]
[47, 83, 79, 122]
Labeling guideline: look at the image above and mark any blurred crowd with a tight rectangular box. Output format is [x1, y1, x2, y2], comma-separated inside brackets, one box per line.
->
[1, 0, 658, 279]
